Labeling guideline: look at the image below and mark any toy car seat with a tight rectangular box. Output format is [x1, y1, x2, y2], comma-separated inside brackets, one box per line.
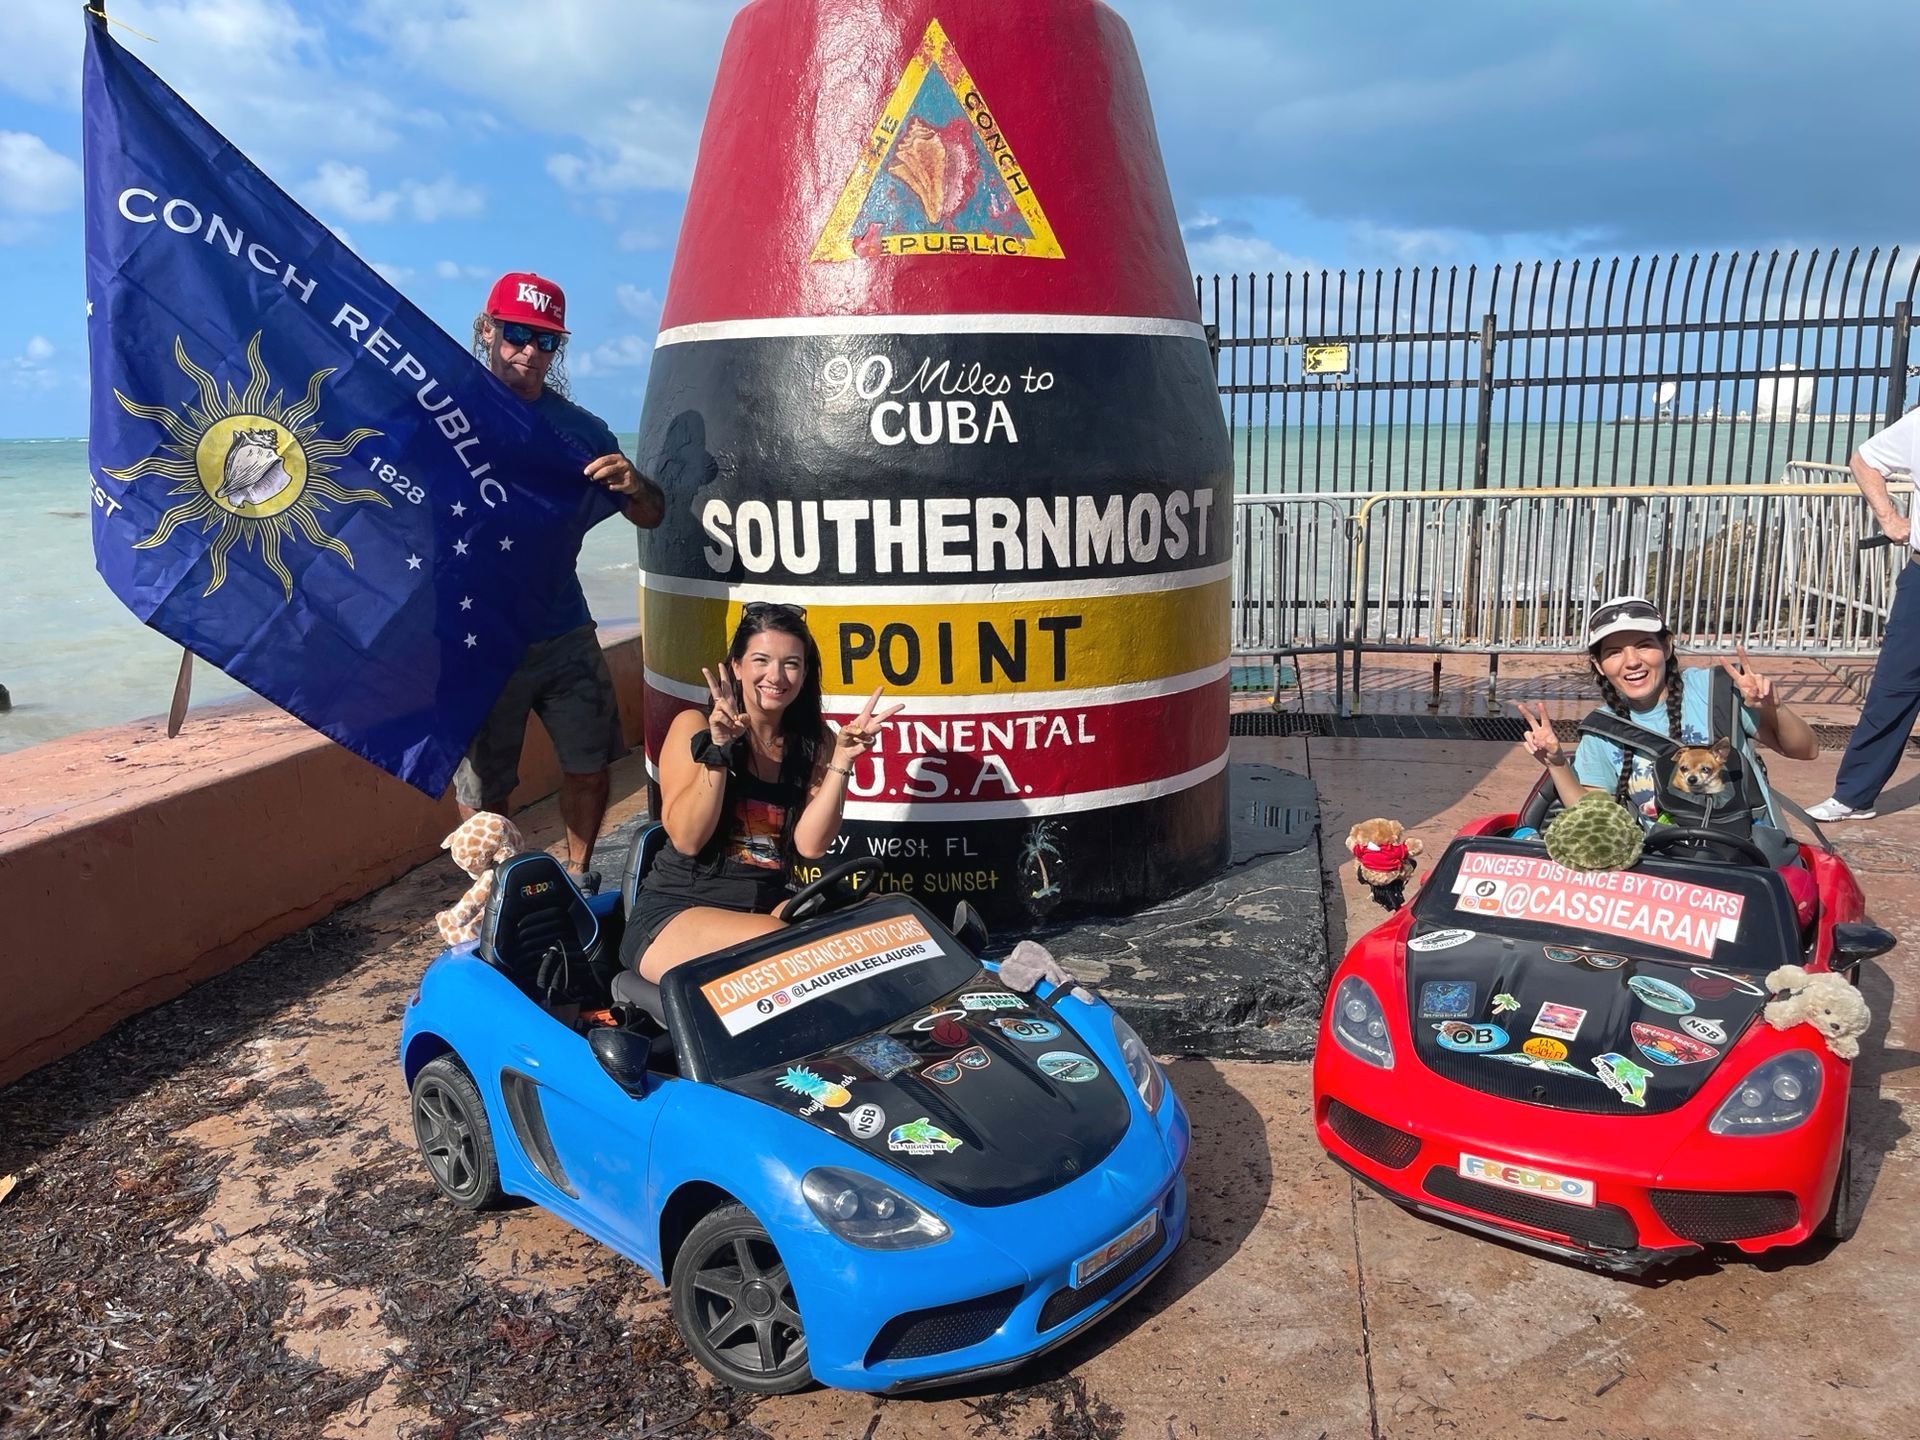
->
[478, 853, 606, 1009]
[611, 822, 670, 1026]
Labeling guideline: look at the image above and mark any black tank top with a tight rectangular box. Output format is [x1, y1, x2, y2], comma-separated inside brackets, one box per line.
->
[642, 755, 805, 913]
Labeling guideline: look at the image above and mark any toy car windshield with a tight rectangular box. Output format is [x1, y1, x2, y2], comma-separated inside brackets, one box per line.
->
[661, 896, 985, 1082]
[1411, 837, 1799, 973]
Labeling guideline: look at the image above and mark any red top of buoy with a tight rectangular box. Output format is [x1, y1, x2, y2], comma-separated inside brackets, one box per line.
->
[659, 0, 1199, 329]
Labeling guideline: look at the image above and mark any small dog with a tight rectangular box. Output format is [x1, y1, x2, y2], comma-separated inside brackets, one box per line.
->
[1668, 737, 1731, 798]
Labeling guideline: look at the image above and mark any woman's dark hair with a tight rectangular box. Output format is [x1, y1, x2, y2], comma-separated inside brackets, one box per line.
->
[727, 603, 824, 859]
[1591, 629, 1683, 808]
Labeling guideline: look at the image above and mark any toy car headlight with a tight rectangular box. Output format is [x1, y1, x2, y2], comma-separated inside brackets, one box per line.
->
[1330, 976, 1394, 1069]
[1708, 1050, 1822, 1135]
[802, 1167, 950, 1249]
[1112, 1014, 1166, 1112]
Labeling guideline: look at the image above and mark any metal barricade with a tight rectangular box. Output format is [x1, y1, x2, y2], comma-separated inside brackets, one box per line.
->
[1224, 480, 1913, 712]
[1230, 493, 1360, 689]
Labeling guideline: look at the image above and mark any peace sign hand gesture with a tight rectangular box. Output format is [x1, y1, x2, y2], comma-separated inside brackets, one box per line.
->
[833, 686, 905, 767]
[1718, 644, 1776, 712]
[1513, 700, 1567, 768]
[701, 659, 746, 747]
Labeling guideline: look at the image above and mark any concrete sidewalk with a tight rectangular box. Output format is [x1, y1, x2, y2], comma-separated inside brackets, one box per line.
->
[2, 723, 1917, 1439]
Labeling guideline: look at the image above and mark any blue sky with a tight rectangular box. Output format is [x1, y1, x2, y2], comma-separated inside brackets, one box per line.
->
[3, 0, 1914, 439]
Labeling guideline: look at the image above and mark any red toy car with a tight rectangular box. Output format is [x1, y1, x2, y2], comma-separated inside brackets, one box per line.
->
[1312, 803, 1894, 1274]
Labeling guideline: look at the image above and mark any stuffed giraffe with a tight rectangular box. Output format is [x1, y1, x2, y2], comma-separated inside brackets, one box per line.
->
[435, 812, 525, 946]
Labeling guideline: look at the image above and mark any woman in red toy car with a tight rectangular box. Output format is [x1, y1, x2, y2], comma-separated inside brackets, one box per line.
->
[622, 603, 903, 980]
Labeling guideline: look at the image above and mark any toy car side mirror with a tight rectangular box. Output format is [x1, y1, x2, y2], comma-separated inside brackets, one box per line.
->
[590, 1027, 655, 1097]
[1832, 921, 1897, 971]
[952, 900, 989, 953]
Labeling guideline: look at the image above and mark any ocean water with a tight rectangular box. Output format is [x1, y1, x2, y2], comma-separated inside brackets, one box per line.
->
[0, 417, 1877, 756]
[0, 437, 645, 756]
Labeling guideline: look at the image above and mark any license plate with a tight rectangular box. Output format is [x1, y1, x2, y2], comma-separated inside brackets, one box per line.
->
[1072, 1210, 1157, 1288]
[1458, 1152, 1596, 1208]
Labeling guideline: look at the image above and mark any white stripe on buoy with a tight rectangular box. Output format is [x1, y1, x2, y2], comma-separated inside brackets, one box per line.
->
[654, 312, 1210, 348]
[642, 659, 1232, 712]
[638, 561, 1230, 607]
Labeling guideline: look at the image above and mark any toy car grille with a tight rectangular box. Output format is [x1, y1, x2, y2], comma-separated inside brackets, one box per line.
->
[865, 1286, 1023, 1365]
[1036, 1219, 1165, 1334]
[1649, 1189, 1801, 1242]
[1325, 1100, 1421, 1169]
[1424, 1166, 1640, 1249]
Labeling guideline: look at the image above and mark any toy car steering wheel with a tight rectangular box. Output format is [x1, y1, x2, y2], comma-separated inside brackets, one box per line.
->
[782, 857, 886, 923]
[1640, 826, 1771, 866]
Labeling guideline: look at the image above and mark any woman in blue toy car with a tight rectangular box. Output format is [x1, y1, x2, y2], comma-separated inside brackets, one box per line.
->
[622, 602, 903, 980]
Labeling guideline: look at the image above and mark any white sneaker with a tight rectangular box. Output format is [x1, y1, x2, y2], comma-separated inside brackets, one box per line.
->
[1806, 797, 1877, 822]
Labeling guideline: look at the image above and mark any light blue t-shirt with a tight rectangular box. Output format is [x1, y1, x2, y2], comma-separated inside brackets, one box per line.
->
[1572, 666, 1773, 824]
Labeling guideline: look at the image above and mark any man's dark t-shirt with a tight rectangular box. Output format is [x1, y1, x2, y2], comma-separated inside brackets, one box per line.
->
[531, 388, 622, 640]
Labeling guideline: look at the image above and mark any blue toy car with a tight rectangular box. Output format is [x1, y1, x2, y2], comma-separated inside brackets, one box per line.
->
[399, 830, 1190, 1393]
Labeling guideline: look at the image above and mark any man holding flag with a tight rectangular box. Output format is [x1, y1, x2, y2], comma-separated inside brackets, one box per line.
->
[82, 7, 662, 868]
[455, 271, 664, 880]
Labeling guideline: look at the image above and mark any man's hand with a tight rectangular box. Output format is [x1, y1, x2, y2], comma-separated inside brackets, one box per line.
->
[1882, 513, 1912, 547]
[584, 452, 665, 528]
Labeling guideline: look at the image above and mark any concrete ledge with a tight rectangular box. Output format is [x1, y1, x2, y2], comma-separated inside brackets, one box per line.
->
[0, 623, 645, 1087]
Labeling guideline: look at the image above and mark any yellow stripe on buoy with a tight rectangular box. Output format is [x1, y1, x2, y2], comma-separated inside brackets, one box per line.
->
[641, 577, 1229, 699]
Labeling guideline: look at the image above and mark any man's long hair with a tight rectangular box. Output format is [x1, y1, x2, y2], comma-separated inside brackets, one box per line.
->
[471, 314, 570, 399]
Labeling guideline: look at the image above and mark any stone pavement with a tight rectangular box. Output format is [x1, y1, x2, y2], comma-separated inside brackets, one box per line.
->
[4, 715, 1918, 1439]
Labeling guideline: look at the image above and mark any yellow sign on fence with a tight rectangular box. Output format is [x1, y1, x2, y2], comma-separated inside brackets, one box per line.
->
[1303, 343, 1351, 375]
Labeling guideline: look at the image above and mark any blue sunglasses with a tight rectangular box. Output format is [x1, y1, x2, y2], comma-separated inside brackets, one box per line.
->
[499, 321, 562, 353]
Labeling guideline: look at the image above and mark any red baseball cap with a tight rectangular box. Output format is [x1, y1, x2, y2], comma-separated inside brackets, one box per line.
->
[485, 271, 568, 333]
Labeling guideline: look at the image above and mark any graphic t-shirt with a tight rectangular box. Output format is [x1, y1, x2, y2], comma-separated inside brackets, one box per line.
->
[529, 389, 621, 639]
[642, 755, 806, 913]
[1571, 666, 1772, 823]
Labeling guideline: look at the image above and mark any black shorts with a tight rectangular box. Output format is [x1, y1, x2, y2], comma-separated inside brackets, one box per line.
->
[619, 890, 763, 971]
[453, 624, 627, 812]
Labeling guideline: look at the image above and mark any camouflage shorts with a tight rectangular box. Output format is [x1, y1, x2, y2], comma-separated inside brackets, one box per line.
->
[453, 623, 627, 812]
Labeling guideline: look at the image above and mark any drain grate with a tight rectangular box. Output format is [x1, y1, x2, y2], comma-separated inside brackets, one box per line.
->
[1229, 713, 1529, 741]
[1231, 712, 1899, 752]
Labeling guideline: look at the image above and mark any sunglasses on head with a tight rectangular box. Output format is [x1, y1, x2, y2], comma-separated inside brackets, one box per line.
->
[741, 600, 807, 621]
[498, 321, 562, 353]
[1589, 599, 1662, 628]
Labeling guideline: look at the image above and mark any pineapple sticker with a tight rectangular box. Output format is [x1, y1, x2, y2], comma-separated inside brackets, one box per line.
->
[777, 1067, 854, 1116]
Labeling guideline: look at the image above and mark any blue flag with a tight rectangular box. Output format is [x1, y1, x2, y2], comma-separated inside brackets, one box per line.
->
[82, 19, 620, 795]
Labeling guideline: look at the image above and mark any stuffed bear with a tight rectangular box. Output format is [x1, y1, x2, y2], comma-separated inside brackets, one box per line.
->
[1347, 817, 1424, 911]
[1763, 964, 1872, 1060]
[435, 812, 526, 947]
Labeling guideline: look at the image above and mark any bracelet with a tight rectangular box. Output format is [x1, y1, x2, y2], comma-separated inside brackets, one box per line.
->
[827, 762, 855, 778]
[1543, 751, 1569, 768]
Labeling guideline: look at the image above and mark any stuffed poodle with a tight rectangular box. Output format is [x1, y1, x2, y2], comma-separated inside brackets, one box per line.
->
[435, 812, 525, 947]
[1763, 964, 1872, 1060]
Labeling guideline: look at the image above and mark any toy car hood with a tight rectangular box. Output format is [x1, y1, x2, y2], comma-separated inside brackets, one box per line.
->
[1403, 928, 1770, 1114]
[721, 998, 1133, 1206]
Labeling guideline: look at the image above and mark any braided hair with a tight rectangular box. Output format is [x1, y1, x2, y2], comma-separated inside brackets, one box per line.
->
[1592, 631, 1683, 809]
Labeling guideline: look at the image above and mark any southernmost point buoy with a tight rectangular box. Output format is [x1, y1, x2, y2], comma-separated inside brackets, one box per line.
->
[636, 0, 1231, 922]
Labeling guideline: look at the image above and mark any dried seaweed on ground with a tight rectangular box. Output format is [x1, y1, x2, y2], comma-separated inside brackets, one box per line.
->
[965, 1374, 1127, 1440]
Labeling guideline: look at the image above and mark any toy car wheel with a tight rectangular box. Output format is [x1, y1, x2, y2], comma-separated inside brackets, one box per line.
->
[1818, 1118, 1859, 1242]
[671, 1203, 810, 1393]
[410, 1055, 505, 1211]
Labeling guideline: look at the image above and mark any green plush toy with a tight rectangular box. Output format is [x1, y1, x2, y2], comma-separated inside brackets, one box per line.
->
[1544, 793, 1645, 871]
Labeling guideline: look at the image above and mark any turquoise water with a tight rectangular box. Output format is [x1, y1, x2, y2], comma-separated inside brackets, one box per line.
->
[0, 437, 645, 756]
[0, 417, 1880, 754]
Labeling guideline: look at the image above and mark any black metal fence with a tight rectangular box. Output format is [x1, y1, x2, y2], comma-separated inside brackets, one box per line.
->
[1198, 248, 1920, 494]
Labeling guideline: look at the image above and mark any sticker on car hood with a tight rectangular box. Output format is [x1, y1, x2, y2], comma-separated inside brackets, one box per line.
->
[1408, 928, 1476, 952]
[701, 915, 942, 1036]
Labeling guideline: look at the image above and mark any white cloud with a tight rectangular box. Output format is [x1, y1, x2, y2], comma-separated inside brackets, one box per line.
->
[302, 161, 401, 223]
[301, 162, 485, 227]
[405, 175, 484, 222]
[435, 260, 492, 282]
[371, 261, 415, 286]
[1180, 213, 1312, 275]
[546, 98, 701, 195]
[615, 285, 660, 322]
[7, 334, 59, 392]
[0, 132, 81, 216]
[568, 334, 653, 379]
[618, 226, 668, 253]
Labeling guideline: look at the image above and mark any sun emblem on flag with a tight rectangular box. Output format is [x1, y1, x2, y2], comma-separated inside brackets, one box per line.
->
[103, 333, 388, 598]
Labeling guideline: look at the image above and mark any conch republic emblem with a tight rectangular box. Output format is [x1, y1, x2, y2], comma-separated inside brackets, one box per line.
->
[636, 0, 1232, 924]
[104, 333, 385, 597]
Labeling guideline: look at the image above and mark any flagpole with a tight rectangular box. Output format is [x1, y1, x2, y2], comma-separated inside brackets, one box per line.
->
[87, 0, 194, 737]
